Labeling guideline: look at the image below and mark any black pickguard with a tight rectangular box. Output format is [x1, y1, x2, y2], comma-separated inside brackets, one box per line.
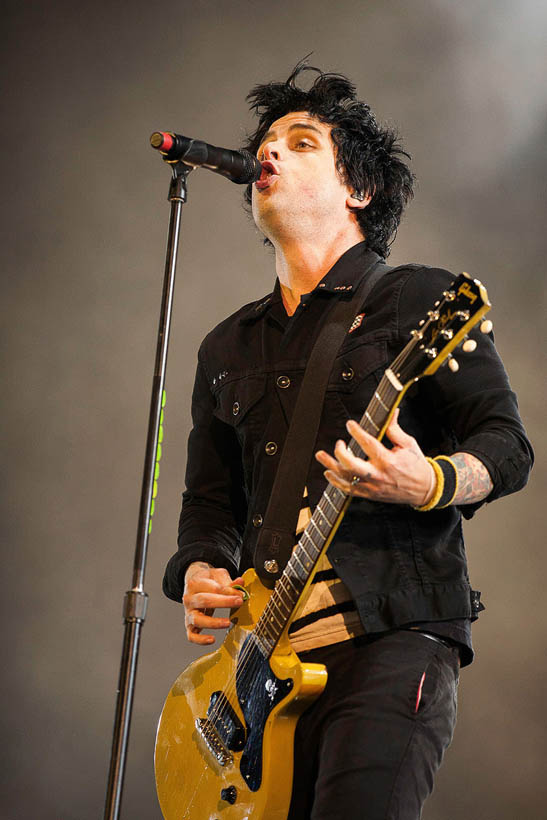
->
[236, 635, 293, 792]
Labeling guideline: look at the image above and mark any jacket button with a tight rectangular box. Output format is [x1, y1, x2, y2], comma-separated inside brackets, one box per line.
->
[232, 401, 240, 415]
[276, 375, 290, 389]
[252, 514, 263, 528]
[342, 368, 354, 381]
[265, 441, 278, 455]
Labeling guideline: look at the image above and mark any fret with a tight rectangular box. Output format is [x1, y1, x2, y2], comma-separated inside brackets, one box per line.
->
[286, 560, 305, 584]
[259, 617, 278, 641]
[324, 489, 341, 514]
[309, 516, 328, 541]
[298, 536, 316, 565]
[264, 605, 283, 629]
[276, 576, 294, 607]
[302, 528, 321, 554]
[318, 497, 336, 523]
[364, 410, 380, 432]
[282, 569, 301, 595]
[374, 391, 388, 410]
[295, 549, 313, 572]
[271, 591, 291, 618]
[329, 486, 346, 508]
[290, 553, 309, 580]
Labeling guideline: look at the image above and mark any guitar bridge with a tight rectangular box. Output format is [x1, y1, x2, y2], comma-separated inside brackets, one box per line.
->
[195, 718, 233, 767]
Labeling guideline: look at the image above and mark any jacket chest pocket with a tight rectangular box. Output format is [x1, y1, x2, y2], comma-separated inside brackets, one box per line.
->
[328, 340, 389, 415]
[212, 374, 267, 442]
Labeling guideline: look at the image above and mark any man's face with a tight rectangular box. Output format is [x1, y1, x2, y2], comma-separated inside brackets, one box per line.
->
[251, 111, 358, 242]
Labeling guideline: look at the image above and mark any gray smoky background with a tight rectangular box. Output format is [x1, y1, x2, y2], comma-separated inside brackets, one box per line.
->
[2, 1, 546, 818]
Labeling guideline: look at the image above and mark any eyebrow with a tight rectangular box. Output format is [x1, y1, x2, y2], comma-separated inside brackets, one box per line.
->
[260, 122, 324, 145]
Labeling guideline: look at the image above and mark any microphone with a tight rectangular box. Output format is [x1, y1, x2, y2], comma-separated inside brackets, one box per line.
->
[150, 131, 262, 185]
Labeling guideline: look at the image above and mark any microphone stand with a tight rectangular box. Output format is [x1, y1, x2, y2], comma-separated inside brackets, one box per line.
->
[104, 158, 193, 820]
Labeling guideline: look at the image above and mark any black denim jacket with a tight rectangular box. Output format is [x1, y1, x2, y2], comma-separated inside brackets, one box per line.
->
[163, 244, 533, 634]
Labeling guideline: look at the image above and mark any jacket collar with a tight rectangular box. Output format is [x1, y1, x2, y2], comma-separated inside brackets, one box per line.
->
[239, 242, 381, 325]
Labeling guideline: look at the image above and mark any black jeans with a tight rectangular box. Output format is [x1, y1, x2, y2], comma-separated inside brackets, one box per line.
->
[288, 630, 459, 820]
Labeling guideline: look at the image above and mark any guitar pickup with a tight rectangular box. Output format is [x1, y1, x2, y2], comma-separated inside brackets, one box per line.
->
[207, 690, 246, 752]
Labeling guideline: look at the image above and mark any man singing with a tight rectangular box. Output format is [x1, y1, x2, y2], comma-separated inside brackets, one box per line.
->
[162, 63, 533, 819]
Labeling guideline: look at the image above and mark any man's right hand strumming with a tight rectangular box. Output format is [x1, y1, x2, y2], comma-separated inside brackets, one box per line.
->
[182, 561, 244, 645]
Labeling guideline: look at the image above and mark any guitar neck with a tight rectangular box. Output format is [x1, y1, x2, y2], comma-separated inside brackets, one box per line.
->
[252, 370, 403, 658]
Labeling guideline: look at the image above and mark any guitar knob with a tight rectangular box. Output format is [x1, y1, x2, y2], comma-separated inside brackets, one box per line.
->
[221, 786, 238, 804]
[480, 319, 493, 334]
[448, 356, 459, 373]
[462, 339, 477, 353]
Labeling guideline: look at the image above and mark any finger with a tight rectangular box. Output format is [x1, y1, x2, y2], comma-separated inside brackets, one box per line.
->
[186, 625, 216, 646]
[333, 439, 381, 483]
[184, 591, 244, 611]
[384, 410, 417, 449]
[315, 449, 343, 472]
[186, 610, 232, 630]
[210, 568, 237, 587]
[207, 570, 246, 596]
[185, 575, 244, 601]
[324, 469, 372, 498]
[346, 420, 386, 461]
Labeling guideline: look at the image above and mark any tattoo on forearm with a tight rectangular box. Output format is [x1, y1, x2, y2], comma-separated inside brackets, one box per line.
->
[451, 453, 493, 505]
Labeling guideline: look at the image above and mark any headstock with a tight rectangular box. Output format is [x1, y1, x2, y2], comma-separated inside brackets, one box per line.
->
[396, 273, 492, 386]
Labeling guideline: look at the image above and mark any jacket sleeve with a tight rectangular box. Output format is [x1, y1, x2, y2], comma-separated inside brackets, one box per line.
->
[397, 267, 534, 518]
[162, 348, 247, 602]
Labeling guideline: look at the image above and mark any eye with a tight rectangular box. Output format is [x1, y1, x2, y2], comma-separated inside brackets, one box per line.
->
[295, 140, 313, 149]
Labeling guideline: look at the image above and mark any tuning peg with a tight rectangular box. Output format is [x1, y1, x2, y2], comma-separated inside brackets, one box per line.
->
[480, 319, 493, 334]
[462, 339, 477, 353]
[448, 356, 459, 373]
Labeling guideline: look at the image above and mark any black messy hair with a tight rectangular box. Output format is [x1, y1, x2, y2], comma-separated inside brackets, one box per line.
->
[242, 60, 414, 258]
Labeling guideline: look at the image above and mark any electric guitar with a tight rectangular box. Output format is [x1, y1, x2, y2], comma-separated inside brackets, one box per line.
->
[155, 272, 491, 820]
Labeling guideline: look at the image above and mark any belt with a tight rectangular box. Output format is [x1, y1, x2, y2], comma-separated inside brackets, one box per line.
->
[415, 630, 454, 650]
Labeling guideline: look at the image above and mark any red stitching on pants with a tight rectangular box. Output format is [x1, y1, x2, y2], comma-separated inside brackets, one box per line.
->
[415, 671, 426, 713]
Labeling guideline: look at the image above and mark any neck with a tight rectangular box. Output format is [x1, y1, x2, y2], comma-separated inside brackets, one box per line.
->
[273, 227, 365, 315]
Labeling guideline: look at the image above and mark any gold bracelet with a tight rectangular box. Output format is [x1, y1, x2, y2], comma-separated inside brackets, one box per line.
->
[413, 457, 444, 511]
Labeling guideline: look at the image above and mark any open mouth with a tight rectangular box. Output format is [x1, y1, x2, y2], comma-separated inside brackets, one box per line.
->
[255, 160, 280, 190]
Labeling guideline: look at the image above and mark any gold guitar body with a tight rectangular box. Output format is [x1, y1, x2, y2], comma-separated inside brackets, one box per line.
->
[155, 568, 328, 820]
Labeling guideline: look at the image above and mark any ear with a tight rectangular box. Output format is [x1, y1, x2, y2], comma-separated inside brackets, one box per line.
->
[346, 190, 371, 210]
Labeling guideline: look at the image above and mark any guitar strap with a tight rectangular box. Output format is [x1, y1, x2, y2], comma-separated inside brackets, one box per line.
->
[254, 252, 392, 586]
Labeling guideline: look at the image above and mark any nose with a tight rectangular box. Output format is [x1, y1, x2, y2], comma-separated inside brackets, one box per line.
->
[262, 142, 280, 161]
